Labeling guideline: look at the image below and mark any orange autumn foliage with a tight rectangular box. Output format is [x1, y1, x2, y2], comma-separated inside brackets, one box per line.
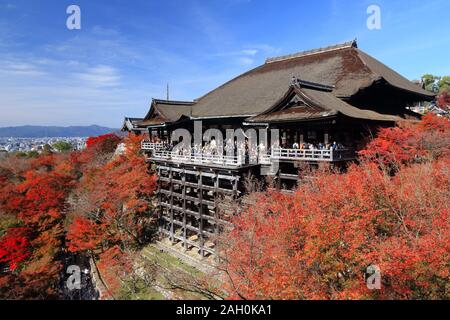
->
[437, 91, 449, 109]
[0, 228, 31, 271]
[0, 132, 156, 299]
[96, 245, 133, 297]
[359, 114, 450, 167]
[223, 115, 449, 300]
[85, 133, 121, 152]
[64, 133, 157, 297]
[66, 217, 104, 252]
[67, 134, 157, 254]
[0, 152, 80, 299]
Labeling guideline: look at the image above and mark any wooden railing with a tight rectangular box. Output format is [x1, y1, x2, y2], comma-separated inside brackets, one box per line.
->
[271, 148, 332, 161]
[141, 141, 166, 151]
[146, 147, 355, 166]
[271, 147, 355, 161]
[152, 150, 246, 166]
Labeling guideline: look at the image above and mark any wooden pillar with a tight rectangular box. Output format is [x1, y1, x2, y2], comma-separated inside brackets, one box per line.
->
[182, 168, 187, 250]
[213, 172, 219, 260]
[232, 175, 238, 199]
[169, 167, 174, 244]
[198, 170, 205, 258]
[157, 166, 163, 240]
[276, 167, 281, 190]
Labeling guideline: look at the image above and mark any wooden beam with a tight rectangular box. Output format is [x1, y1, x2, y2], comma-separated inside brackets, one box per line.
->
[182, 169, 187, 250]
[169, 167, 174, 244]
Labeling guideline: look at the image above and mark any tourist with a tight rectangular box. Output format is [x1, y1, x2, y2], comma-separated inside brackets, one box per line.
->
[331, 141, 337, 150]
[258, 142, 266, 154]
[210, 137, 217, 155]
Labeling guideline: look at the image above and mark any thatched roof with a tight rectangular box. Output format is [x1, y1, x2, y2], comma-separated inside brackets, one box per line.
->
[121, 117, 144, 131]
[248, 80, 405, 123]
[190, 40, 433, 118]
[141, 40, 433, 123]
[138, 99, 194, 127]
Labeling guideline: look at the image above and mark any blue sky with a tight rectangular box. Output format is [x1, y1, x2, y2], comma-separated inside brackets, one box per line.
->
[0, 0, 449, 127]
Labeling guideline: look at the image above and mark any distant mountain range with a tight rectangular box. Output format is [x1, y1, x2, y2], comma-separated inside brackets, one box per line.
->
[0, 125, 119, 138]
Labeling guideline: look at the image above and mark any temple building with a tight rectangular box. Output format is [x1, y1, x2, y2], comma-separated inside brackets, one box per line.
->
[123, 40, 434, 260]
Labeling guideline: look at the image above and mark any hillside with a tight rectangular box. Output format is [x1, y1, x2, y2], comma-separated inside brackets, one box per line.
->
[0, 125, 118, 137]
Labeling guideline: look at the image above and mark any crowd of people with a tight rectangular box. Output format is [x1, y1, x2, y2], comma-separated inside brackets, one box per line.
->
[289, 141, 345, 150]
[149, 134, 347, 162]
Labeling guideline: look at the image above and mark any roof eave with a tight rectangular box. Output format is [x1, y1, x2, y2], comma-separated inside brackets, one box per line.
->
[247, 114, 338, 124]
[190, 114, 256, 120]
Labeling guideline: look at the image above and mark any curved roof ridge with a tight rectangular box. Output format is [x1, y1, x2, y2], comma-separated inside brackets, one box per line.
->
[153, 99, 195, 105]
[265, 40, 357, 64]
[143, 98, 194, 121]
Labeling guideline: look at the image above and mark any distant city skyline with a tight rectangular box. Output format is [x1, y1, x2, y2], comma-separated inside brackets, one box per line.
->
[0, 137, 87, 153]
[0, 124, 117, 138]
[1, 0, 449, 127]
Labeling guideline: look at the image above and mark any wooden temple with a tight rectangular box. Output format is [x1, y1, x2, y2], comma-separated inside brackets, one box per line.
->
[123, 40, 434, 259]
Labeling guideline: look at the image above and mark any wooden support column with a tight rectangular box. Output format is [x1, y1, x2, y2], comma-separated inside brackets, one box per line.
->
[213, 172, 220, 261]
[157, 166, 163, 240]
[276, 167, 281, 190]
[169, 167, 174, 244]
[324, 131, 329, 145]
[232, 175, 238, 199]
[182, 168, 187, 250]
[198, 170, 205, 258]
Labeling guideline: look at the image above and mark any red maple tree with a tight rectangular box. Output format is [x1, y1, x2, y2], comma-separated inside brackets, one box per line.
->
[222, 115, 449, 300]
[66, 133, 157, 298]
[0, 151, 80, 298]
[0, 132, 156, 299]
[0, 228, 31, 270]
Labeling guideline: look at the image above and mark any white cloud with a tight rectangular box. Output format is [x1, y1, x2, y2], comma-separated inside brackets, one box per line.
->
[237, 57, 254, 66]
[214, 48, 259, 57]
[0, 60, 46, 76]
[211, 44, 280, 67]
[248, 44, 281, 56]
[241, 49, 258, 56]
[91, 25, 122, 37]
[75, 65, 121, 87]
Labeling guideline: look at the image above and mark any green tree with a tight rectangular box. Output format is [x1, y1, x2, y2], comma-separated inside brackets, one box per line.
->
[26, 151, 39, 158]
[421, 74, 450, 93]
[421, 74, 440, 93]
[42, 144, 53, 155]
[52, 141, 73, 153]
[437, 76, 450, 93]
